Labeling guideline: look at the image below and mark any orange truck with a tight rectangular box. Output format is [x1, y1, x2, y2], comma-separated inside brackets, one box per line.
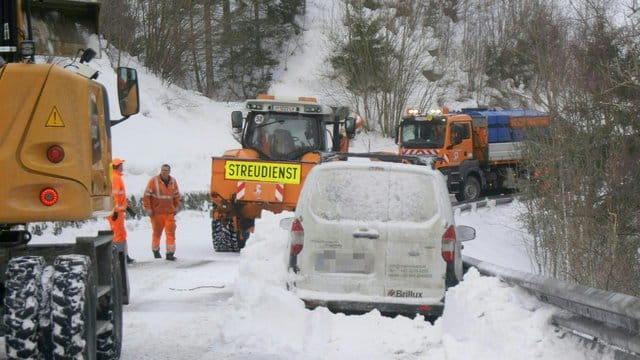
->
[396, 108, 549, 201]
[210, 95, 357, 252]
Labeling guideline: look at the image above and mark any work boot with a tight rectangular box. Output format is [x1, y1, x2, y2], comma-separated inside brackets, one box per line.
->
[153, 250, 162, 259]
[126, 255, 135, 264]
[165, 252, 176, 261]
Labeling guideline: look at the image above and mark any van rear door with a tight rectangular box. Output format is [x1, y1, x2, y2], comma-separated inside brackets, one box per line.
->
[300, 165, 389, 296]
[301, 164, 448, 301]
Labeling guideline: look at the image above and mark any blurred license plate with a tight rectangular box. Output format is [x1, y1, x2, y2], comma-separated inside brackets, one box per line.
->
[273, 105, 297, 112]
[314, 251, 372, 274]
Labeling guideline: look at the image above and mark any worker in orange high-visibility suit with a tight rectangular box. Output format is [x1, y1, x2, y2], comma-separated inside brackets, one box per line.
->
[107, 158, 135, 264]
[142, 164, 181, 261]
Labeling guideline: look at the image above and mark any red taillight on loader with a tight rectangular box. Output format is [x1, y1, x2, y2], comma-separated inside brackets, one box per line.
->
[290, 218, 304, 255]
[441, 225, 456, 262]
[46, 145, 65, 163]
[39, 188, 59, 206]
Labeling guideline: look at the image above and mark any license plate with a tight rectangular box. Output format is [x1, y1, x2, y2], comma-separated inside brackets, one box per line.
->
[314, 250, 373, 274]
[273, 105, 298, 112]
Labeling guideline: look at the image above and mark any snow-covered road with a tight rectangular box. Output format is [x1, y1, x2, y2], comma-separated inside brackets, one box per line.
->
[15, 203, 609, 359]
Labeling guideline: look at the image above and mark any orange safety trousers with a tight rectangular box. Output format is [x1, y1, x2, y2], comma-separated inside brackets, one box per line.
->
[150, 213, 176, 253]
[107, 211, 127, 243]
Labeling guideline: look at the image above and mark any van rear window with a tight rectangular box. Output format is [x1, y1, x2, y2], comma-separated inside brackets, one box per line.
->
[309, 168, 439, 222]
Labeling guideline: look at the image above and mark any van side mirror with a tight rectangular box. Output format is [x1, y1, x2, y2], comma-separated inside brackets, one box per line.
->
[456, 225, 476, 242]
[116, 67, 140, 117]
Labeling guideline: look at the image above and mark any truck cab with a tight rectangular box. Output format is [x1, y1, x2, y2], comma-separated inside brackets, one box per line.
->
[396, 110, 474, 169]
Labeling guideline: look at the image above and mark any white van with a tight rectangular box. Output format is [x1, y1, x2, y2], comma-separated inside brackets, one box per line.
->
[283, 158, 475, 317]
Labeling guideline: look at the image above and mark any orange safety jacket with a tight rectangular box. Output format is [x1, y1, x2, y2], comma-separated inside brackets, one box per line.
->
[108, 169, 128, 243]
[112, 170, 128, 212]
[142, 175, 181, 214]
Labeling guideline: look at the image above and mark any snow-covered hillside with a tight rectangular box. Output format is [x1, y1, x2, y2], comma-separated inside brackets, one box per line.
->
[14, 1, 617, 358]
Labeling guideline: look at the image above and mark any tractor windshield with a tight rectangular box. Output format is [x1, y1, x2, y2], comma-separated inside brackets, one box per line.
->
[401, 120, 445, 149]
[245, 113, 322, 160]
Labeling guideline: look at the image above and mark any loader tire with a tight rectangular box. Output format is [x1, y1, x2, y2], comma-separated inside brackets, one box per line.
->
[51, 255, 97, 360]
[212, 218, 242, 252]
[39, 265, 55, 359]
[4, 256, 46, 359]
[97, 245, 124, 360]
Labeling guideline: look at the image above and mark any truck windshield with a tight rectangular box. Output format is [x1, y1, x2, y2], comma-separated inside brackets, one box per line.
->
[401, 121, 445, 148]
[246, 113, 321, 160]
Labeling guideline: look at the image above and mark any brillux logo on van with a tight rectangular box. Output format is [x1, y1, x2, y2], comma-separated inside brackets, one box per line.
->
[225, 160, 301, 185]
[386, 289, 424, 298]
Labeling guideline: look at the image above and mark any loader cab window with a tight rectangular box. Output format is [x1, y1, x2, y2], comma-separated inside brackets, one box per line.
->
[246, 113, 322, 160]
[90, 95, 101, 163]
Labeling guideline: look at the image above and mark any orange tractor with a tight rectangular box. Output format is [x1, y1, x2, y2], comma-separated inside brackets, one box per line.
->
[210, 95, 357, 252]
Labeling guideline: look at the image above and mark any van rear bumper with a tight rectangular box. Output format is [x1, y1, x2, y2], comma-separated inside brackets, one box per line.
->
[301, 298, 444, 318]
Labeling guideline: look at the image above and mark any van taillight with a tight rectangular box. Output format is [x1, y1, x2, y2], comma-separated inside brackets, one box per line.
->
[441, 225, 456, 262]
[290, 218, 304, 255]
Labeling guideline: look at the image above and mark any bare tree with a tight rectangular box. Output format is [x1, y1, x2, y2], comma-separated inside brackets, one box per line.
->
[100, 0, 139, 67]
[327, 0, 436, 136]
[519, 0, 640, 296]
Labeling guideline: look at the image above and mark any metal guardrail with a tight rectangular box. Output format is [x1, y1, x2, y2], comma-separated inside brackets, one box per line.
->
[455, 196, 640, 357]
[452, 194, 515, 210]
[463, 256, 640, 357]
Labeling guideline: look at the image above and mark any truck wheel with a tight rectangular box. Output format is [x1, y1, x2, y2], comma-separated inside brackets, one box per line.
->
[211, 218, 241, 252]
[459, 176, 481, 201]
[97, 245, 124, 360]
[4, 256, 45, 359]
[51, 255, 97, 359]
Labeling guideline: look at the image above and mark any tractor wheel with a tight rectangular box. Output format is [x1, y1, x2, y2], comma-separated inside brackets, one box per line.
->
[96, 245, 124, 360]
[212, 218, 241, 252]
[4, 256, 46, 359]
[51, 255, 97, 359]
[238, 218, 254, 246]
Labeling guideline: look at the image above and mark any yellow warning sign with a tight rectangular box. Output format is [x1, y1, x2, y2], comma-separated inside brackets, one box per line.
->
[225, 160, 301, 184]
[45, 107, 65, 127]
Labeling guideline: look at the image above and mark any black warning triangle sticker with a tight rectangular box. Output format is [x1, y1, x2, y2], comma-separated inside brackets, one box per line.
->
[45, 107, 65, 127]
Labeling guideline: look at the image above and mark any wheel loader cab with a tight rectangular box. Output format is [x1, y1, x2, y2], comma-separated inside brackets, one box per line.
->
[0, 62, 140, 224]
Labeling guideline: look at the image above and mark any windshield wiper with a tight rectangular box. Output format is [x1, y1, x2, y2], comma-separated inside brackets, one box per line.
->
[253, 119, 285, 129]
